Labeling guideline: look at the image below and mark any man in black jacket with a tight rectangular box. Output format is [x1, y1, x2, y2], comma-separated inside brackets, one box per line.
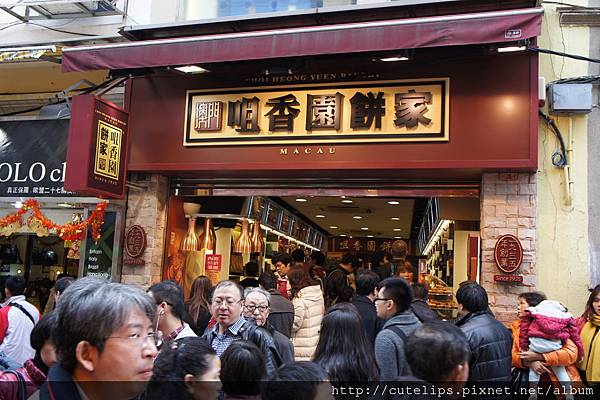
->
[326, 253, 358, 306]
[454, 282, 512, 392]
[258, 271, 294, 338]
[202, 280, 281, 377]
[350, 271, 383, 345]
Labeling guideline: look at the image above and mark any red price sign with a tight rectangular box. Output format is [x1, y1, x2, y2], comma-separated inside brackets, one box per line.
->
[205, 254, 222, 271]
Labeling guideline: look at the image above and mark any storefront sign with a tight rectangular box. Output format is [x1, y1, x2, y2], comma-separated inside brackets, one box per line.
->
[184, 79, 449, 146]
[83, 210, 116, 279]
[0, 120, 73, 197]
[494, 234, 523, 273]
[328, 237, 400, 254]
[123, 225, 146, 266]
[205, 254, 222, 284]
[65, 95, 129, 199]
[494, 274, 524, 283]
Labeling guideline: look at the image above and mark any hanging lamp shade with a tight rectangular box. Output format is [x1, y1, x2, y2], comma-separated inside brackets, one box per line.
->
[251, 221, 265, 254]
[234, 219, 253, 253]
[181, 217, 199, 252]
[198, 218, 217, 252]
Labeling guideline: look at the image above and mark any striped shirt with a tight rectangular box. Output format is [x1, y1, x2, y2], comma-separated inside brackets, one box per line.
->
[209, 316, 246, 357]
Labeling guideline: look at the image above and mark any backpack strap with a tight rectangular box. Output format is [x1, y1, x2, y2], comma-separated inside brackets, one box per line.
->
[6, 370, 26, 400]
[385, 325, 408, 377]
[8, 303, 35, 326]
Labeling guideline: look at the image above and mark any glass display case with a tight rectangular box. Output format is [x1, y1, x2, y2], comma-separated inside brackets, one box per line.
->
[422, 274, 458, 319]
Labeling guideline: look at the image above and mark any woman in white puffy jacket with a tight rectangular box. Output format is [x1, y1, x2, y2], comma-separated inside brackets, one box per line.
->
[288, 267, 325, 361]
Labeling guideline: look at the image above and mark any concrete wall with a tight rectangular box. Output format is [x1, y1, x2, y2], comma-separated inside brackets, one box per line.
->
[537, 2, 591, 316]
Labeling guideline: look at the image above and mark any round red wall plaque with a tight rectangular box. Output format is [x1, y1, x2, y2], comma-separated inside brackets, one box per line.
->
[125, 225, 146, 258]
[493, 234, 523, 274]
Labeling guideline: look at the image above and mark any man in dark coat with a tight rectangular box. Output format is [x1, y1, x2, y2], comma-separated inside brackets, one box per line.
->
[326, 253, 358, 306]
[410, 282, 439, 322]
[454, 282, 512, 392]
[351, 271, 383, 345]
[259, 271, 294, 338]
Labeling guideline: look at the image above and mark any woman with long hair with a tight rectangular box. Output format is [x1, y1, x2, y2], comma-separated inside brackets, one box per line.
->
[185, 276, 213, 335]
[578, 285, 600, 388]
[288, 267, 324, 361]
[221, 340, 266, 400]
[147, 336, 221, 400]
[313, 303, 379, 386]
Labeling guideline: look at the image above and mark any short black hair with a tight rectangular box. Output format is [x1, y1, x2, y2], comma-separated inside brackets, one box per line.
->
[221, 340, 265, 396]
[264, 361, 328, 400]
[291, 249, 305, 263]
[149, 281, 186, 320]
[456, 282, 489, 313]
[356, 271, 380, 296]
[31, 310, 57, 352]
[340, 253, 360, 270]
[405, 321, 470, 382]
[5, 276, 26, 296]
[309, 251, 325, 266]
[258, 271, 277, 290]
[519, 291, 546, 307]
[411, 282, 429, 301]
[272, 252, 291, 266]
[55, 276, 75, 295]
[244, 261, 259, 277]
[379, 277, 412, 313]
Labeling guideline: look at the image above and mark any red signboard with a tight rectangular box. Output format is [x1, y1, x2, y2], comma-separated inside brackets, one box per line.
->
[205, 254, 222, 285]
[64, 94, 129, 199]
[493, 234, 523, 273]
[125, 225, 146, 258]
[328, 237, 400, 254]
[494, 274, 524, 283]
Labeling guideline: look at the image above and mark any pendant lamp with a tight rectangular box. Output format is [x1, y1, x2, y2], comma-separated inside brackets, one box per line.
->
[181, 217, 199, 252]
[251, 221, 265, 254]
[198, 218, 217, 252]
[234, 219, 253, 253]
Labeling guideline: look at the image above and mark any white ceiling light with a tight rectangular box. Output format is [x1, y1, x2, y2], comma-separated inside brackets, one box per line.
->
[361, 227, 369, 231]
[380, 56, 409, 62]
[394, 236, 402, 239]
[316, 214, 325, 218]
[341, 199, 353, 204]
[295, 198, 308, 202]
[353, 216, 363, 220]
[174, 65, 209, 74]
[393, 228, 402, 232]
[391, 217, 400, 221]
[367, 235, 374, 238]
[329, 226, 338, 229]
[388, 200, 400, 205]
[340, 234, 347, 237]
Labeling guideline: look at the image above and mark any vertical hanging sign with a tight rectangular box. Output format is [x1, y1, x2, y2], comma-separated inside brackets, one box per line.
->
[64, 94, 129, 199]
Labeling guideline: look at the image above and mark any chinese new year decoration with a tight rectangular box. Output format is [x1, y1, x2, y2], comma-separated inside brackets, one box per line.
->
[0, 199, 107, 242]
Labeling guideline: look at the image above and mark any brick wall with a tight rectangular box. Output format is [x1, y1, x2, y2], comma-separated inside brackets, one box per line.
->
[121, 174, 169, 288]
[480, 172, 536, 325]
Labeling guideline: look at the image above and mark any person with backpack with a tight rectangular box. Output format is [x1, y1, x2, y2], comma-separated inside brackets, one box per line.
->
[0, 276, 40, 365]
[373, 277, 421, 380]
[0, 311, 57, 400]
[325, 253, 358, 307]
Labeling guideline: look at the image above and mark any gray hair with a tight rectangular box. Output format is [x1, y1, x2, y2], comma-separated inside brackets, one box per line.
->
[54, 277, 156, 374]
[244, 287, 271, 306]
[213, 280, 244, 300]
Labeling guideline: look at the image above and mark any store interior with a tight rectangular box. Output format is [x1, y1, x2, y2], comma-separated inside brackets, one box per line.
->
[166, 193, 481, 318]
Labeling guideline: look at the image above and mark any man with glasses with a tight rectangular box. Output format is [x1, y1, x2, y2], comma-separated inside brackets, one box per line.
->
[373, 277, 421, 380]
[243, 287, 294, 365]
[41, 277, 158, 400]
[202, 280, 282, 376]
[148, 281, 196, 346]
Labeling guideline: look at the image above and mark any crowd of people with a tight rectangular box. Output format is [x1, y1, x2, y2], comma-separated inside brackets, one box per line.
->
[0, 246, 597, 399]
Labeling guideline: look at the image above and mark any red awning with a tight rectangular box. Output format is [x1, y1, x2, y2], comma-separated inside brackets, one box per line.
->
[62, 7, 543, 73]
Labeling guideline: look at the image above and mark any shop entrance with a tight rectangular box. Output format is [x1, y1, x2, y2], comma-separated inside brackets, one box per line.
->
[164, 186, 482, 320]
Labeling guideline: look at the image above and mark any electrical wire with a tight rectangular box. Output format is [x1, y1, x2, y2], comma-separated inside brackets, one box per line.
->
[541, 1, 594, 9]
[529, 47, 600, 64]
[539, 110, 568, 167]
[0, 21, 102, 36]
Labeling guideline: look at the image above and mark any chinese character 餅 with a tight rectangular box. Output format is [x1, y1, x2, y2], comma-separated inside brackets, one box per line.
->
[350, 92, 385, 129]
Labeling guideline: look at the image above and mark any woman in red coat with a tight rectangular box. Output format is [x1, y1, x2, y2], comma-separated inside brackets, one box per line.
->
[0, 311, 57, 400]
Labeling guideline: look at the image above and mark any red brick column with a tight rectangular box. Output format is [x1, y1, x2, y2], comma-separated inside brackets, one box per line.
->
[480, 172, 536, 324]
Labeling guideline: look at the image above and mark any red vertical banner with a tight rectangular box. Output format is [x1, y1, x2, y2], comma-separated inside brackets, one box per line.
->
[64, 94, 129, 198]
[205, 254, 222, 285]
